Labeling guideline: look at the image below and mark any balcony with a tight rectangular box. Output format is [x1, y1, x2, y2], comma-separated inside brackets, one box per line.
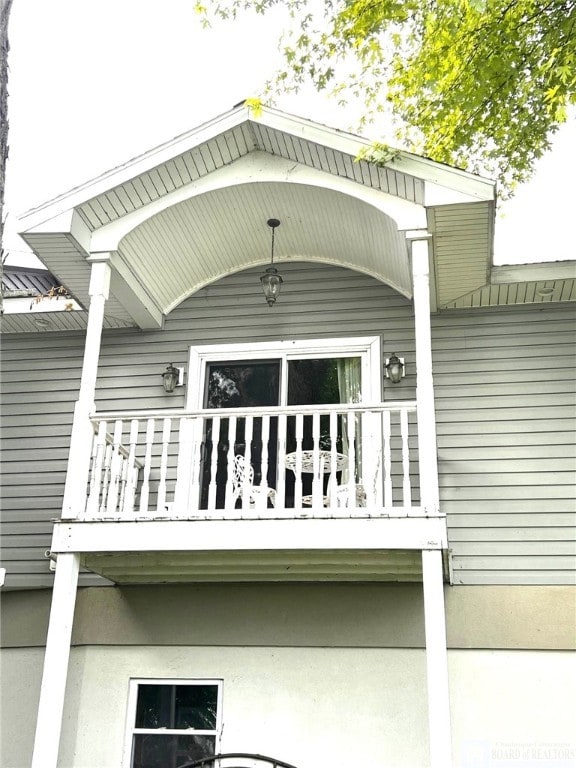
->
[48, 402, 446, 582]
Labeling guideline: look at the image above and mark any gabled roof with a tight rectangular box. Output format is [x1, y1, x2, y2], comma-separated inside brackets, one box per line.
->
[20, 103, 565, 330]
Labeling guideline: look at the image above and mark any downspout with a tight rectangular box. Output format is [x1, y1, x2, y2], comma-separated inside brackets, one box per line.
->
[31, 254, 111, 768]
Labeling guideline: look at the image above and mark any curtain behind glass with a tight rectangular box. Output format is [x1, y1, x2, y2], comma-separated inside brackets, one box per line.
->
[337, 358, 362, 481]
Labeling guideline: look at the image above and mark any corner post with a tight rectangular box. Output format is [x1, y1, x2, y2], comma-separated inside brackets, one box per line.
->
[62, 255, 111, 518]
[422, 548, 452, 767]
[31, 552, 80, 768]
[32, 256, 110, 766]
[411, 238, 440, 515]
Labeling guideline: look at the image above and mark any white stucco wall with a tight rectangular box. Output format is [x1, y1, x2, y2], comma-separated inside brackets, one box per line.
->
[2, 646, 575, 768]
[0, 648, 44, 768]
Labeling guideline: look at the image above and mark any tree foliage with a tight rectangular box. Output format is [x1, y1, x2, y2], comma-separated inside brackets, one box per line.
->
[196, 0, 576, 196]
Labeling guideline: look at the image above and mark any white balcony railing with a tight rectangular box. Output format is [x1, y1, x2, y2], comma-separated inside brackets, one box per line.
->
[83, 403, 432, 521]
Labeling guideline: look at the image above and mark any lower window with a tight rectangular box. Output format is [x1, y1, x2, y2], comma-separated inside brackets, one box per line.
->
[127, 679, 222, 768]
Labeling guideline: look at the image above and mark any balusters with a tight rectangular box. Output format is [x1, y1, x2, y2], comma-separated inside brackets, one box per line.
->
[138, 418, 155, 515]
[382, 410, 393, 509]
[156, 418, 172, 514]
[400, 408, 412, 512]
[258, 415, 271, 516]
[310, 412, 323, 507]
[207, 416, 221, 511]
[105, 420, 124, 516]
[327, 410, 339, 506]
[293, 413, 304, 508]
[83, 402, 420, 521]
[276, 413, 287, 509]
[123, 419, 140, 515]
[224, 416, 237, 512]
[174, 417, 193, 513]
[241, 416, 254, 513]
[85, 421, 107, 518]
[343, 410, 357, 508]
[188, 416, 204, 511]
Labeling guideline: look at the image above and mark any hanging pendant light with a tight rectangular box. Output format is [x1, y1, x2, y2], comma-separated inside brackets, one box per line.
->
[260, 218, 283, 306]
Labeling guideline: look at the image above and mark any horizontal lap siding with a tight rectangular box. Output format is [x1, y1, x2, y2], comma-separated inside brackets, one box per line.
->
[93, 263, 417, 412]
[0, 334, 109, 588]
[1, 264, 416, 590]
[2, 263, 574, 588]
[432, 305, 576, 585]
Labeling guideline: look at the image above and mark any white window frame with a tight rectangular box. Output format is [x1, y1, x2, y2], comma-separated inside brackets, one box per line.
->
[187, 336, 382, 408]
[122, 678, 223, 768]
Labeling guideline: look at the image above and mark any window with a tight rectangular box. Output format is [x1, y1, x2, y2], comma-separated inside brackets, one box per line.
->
[126, 680, 222, 768]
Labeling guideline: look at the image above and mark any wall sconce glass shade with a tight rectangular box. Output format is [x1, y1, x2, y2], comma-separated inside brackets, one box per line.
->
[162, 363, 180, 393]
[385, 353, 405, 384]
[260, 267, 283, 306]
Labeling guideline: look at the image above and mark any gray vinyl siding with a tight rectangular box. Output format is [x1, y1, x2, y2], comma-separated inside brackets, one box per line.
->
[1, 263, 574, 588]
[433, 305, 576, 585]
[0, 334, 108, 588]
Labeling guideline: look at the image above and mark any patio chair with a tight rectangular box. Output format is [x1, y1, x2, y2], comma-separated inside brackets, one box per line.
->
[333, 483, 366, 507]
[232, 454, 276, 508]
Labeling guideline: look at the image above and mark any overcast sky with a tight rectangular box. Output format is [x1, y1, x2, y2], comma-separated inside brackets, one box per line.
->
[4, 0, 575, 267]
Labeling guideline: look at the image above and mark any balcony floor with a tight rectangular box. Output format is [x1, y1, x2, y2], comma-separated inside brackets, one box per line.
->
[51, 515, 448, 584]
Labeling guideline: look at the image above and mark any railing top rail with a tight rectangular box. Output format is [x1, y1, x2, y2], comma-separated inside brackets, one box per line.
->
[91, 401, 417, 422]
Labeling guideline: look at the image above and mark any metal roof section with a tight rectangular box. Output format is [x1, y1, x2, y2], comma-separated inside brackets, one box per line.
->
[0, 265, 98, 332]
[17, 103, 572, 326]
[2, 265, 59, 295]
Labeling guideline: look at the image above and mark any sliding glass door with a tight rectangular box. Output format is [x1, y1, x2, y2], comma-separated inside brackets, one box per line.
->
[188, 338, 381, 508]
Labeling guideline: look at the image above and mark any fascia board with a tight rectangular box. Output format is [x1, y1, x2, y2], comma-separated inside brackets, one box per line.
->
[17, 106, 252, 234]
[18, 104, 496, 238]
[260, 107, 496, 203]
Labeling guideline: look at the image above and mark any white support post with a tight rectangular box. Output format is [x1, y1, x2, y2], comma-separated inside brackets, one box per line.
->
[31, 553, 80, 768]
[62, 255, 111, 519]
[411, 239, 440, 515]
[422, 549, 452, 768]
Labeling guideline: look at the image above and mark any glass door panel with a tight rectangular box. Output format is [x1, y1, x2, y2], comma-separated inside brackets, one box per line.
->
[285, 357, 362, 501]
[202, 360, 280, 508]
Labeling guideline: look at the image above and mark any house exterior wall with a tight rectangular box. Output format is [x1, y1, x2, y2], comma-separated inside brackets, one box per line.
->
[2, 584, 575, 768]
[1, 262, 575, 588]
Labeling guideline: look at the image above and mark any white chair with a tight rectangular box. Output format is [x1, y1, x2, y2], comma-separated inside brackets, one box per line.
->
[232, 454, 276, 508]
[333, 483, 366, 508]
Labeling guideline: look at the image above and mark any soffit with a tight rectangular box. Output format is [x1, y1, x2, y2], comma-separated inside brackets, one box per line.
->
[118, 181, 411, 312]
[1, 310, 134, 334]
[429, 201, 576, 310]
[439, 276, 576, 309]
[82, 549, 425, 583]
[17, 232, 135, 325]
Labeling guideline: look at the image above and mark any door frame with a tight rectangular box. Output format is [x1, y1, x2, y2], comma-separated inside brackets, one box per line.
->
[186, 336, 382, 408]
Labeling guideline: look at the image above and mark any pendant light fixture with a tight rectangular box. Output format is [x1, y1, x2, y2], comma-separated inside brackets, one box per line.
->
[260, 218, 283, 306]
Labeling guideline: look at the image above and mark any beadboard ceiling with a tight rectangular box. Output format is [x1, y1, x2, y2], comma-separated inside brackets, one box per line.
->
[13, 103, 571, 332]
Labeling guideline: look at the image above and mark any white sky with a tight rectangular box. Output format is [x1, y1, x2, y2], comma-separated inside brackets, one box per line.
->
[4, 0, 576, 267]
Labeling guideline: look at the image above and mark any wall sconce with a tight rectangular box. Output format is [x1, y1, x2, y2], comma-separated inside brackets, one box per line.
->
[162, 363, 183, 393]
[260, 218, 283, 306]
[385, 353, 405, 384]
